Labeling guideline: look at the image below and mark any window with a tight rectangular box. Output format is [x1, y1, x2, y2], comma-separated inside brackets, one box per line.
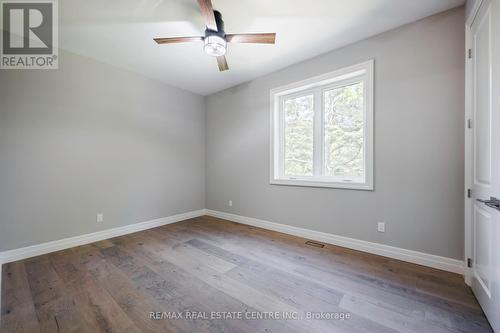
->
[270, 60, 374, 190]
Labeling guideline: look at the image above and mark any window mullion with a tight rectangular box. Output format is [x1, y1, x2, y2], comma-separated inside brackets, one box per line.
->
[313, 89, 323, 177]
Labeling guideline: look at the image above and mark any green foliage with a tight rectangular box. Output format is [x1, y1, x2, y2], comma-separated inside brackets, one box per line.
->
[283, 82, 364, 178]
[284, 95, 314, 176]
[324, 82, 364, 177]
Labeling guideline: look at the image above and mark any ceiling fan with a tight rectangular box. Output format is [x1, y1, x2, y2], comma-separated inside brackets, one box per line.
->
[154, 0, 276, 72]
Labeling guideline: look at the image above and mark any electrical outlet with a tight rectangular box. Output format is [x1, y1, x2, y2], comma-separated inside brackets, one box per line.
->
[377, 222, 385, 233]
[97, 213, 104, 223]
[228, 200, 233, 207]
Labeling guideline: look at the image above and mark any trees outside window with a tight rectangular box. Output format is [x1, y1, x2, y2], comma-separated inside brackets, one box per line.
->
[271, 61, 373, 190]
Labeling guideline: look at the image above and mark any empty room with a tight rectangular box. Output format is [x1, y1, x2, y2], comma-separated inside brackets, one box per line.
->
[1, 0, 499, 332]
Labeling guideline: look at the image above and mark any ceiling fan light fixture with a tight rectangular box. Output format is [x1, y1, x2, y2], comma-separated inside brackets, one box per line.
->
[154, 1, 276, 71]
[204, 35, 226, 57]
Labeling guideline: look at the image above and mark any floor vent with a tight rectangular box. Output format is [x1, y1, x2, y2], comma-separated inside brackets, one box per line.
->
[305, 240, 325, 248]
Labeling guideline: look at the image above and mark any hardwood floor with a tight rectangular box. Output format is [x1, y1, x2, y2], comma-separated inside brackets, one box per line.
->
[1, 216, 493, 332]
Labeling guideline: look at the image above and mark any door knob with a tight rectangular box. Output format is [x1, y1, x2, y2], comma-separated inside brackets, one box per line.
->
[477, 197, 500, 211]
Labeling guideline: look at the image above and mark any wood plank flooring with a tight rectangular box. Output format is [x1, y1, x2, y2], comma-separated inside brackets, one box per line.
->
[1, 216, 493, 332]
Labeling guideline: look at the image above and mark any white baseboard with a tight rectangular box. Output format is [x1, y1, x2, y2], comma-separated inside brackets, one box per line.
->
[0, 209, 205, 310]
[205, 209, 465, 275]
[0, 207, 465, 304]
[0, 209, 205, 265]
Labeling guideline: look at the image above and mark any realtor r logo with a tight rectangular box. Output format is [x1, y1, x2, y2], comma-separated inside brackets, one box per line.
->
[1, 0, 58, 69]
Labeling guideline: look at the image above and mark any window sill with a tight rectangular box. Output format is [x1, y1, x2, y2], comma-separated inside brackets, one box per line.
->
[270, 178, 374, 191]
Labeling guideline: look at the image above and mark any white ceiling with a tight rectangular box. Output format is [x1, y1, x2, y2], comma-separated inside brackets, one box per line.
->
[60, 0, 465, 95]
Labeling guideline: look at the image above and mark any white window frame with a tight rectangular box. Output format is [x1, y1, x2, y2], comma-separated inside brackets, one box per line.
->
[270, 60, 374, 190]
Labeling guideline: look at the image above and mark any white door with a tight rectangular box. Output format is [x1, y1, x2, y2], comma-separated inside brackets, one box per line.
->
[470, 0, 500, 330]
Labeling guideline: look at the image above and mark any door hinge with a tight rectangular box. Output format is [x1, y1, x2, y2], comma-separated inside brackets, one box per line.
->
[467, 189, 472, 198]
[467, 119, 472, 129]
[467, 258, 472, 268]
[468, 48, 472, 59]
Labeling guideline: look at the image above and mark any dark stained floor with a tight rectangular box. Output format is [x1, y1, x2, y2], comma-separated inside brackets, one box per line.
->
[1, 216, 493, 332]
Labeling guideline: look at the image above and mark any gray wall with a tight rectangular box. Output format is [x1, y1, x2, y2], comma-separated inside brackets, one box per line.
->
[0, 50, 206, 251]
[206, 8, 465, 259]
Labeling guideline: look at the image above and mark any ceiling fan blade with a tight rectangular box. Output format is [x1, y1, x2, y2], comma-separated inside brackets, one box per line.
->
[225, 33, 276, 44]
[217, 56, 228, 71]
[154, 36, 203, 44]
[197, 0, 218, 31]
